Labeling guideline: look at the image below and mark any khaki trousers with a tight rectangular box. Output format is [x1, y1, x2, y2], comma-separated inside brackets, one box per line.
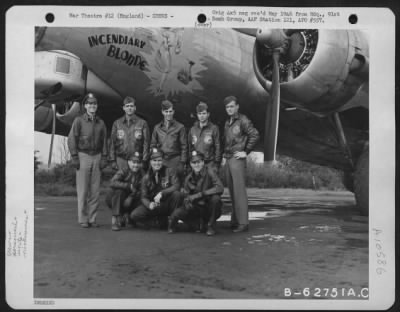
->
[76, 152, 101, 224]
[225, 157, 248, 226]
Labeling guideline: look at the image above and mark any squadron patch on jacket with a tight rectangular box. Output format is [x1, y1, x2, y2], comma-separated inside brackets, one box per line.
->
[232, 125, 241, 135]
[117, 129, 125, 139]
[134, 129, 142, 139]
[192, 135, 198, 144]
[204, 135, 212, 144]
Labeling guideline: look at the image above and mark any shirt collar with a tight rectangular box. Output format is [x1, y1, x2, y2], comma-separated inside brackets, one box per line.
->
[162, 119, 175, 128]
[196, 120, 210, 129]
[190, 167, 206, 179]
[123, 114, 137, 124]
[84, 113, 98, 122]
[228, 113, 240, 123]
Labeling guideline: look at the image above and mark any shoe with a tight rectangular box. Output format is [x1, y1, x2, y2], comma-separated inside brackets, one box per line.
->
[120, 214, 129, 228]
[80, 222, 90, 228]
[111, 216, 120, 231]
[232, 224, 248, 233]
[230, 223, 239, 230]
[89, 222, 100, 228]
[206, 226, 216, 236]
[111, 223, 121, 231]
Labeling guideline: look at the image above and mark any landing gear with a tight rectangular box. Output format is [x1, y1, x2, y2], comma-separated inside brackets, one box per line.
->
[354, 147, 369, 216]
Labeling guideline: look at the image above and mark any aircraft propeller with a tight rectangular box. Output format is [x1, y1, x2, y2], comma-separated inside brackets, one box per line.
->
[255, 29, 289, 162]
[48, 103, 56, 167]
[34, 82, 62, 110]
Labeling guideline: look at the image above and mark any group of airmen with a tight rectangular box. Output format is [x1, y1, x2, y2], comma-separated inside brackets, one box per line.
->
[67, 93, 259, 236]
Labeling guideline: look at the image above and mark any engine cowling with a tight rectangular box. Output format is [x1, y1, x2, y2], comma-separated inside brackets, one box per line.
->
[253, 29, 369, 114]
[35, 50, 122, 131]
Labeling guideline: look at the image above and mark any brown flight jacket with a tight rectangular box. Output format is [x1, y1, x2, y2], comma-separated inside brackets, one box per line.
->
[109, 115, 150, 162]
[140, 166, 180, 209]
[183, 166, 224, 203]
[150, 119, 188, 163]
[223, 113, 260, 158]
[110, 168, 144, 198]
[67, 113, 108, 157]
[188, 121, 222, 164]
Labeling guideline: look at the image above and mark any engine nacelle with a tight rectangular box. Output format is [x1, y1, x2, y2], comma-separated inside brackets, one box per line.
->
[34, 102, 53, 131]
[35, 50, 122, 128]
[35, 50, 86, 101]
[253, 29, 369, 114]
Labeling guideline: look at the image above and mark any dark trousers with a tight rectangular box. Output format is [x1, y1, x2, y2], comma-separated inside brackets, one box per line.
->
[130, 191, 182, 225]
[105, 189, 140, 216]
[170, 194, 222, 227]
[163, 156, 185, 184]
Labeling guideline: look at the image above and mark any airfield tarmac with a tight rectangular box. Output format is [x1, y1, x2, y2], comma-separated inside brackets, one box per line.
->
[34, 188, 368, 299]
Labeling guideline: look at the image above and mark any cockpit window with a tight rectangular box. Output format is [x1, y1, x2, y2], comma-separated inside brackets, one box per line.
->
[55, 57, 70, 74]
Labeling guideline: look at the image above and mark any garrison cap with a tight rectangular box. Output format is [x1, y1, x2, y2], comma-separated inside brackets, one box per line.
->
[223, 95, 237, 106]
[150, 148, 163, 160]
[128, 151, 142, 162]
[196, 102, 208, 113]
[190, 150, 205, 162]
[123, 96, 135, 106]
[83, 93, 97, 104]
[161, 100, 173, 110]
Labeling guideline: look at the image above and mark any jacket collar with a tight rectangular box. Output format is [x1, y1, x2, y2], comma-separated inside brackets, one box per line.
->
[83, 113, 98, 122]
[227, 113, 240, 124]
[190, 166, 207, 180]
[123, 114, 138, 124]
[194, 120, 211, 129]
[161, 119, 176, 128]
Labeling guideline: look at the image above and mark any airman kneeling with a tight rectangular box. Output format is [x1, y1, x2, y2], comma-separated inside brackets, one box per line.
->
[105, 152, 144, 231]
[168, 151, 224, 236]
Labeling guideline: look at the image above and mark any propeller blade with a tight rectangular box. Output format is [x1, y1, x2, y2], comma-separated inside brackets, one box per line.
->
[34, 99, 46, 110]
[47, 104, 56, 168]
[40, 82, 62, 98]
[264, 50, 281, 162]
[233, 28, 258, 37]
[56, 101, 82, 125]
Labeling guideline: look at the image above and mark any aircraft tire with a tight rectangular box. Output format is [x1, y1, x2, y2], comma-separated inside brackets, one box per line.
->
[354, 147, 369, 216]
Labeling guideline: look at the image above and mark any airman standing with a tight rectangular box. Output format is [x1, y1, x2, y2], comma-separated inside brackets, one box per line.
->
[109, 96, 150, 171]
[188, 102, 222, 171]
[67, 93, 108, 228]
[223, 95, 259, 233]
[150, 100, 187, 181]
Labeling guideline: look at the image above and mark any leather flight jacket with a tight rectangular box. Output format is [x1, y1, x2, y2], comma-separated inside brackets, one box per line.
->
[109, 115, 150, 162]
[188, 121, 222, 164]
[68, 113, 108, 157]
[140, 166, 180, 209]
[223, 113, 260, 159]
[150, 119, 188, 163]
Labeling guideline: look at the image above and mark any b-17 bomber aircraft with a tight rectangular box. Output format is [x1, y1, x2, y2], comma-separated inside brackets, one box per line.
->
[34, 27, 369, 215]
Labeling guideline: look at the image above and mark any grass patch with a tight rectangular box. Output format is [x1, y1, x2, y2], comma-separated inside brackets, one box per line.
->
[35, 155, 345, 196]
